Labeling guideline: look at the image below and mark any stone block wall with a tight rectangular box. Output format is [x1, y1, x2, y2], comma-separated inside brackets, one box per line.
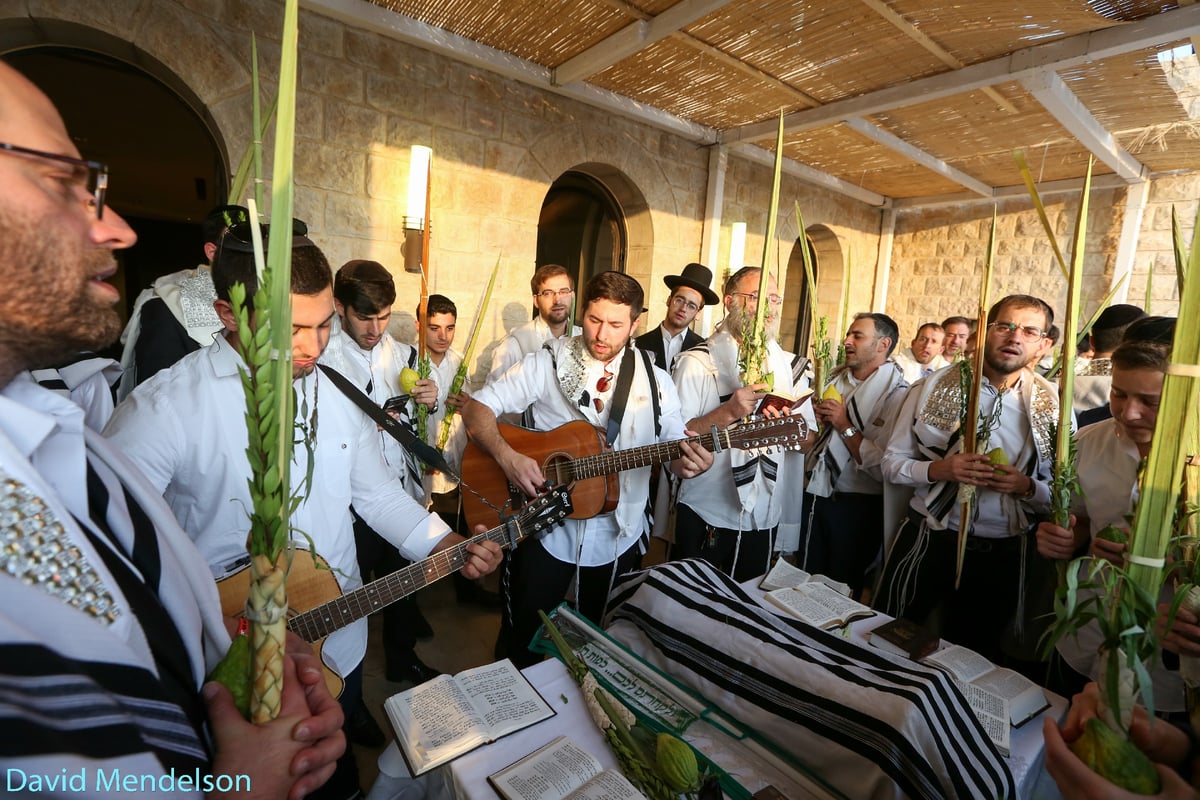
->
[7, 0, 884, 378]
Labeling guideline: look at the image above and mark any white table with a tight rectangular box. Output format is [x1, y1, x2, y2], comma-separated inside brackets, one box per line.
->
[367, 659, 618, 800]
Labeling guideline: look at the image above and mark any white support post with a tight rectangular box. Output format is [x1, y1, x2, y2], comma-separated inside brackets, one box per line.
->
[874, 208, 897, 312]
[1111, 181, 1150, 304]
[698, 145, 728, 337]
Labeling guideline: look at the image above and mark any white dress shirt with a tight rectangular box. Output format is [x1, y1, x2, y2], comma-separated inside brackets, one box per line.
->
[425, 349, 470, 498]
[104, 335, 451, 676]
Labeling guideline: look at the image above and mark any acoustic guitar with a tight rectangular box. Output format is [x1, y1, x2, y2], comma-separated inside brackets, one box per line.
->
[461, 415, 808, 530]
[217, 487, 572, 697]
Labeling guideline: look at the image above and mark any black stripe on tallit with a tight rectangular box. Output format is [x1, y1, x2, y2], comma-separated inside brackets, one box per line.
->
[609, 561, 1015, 799]
[614, 571, 948, 797]
[0, 644, 209, 769]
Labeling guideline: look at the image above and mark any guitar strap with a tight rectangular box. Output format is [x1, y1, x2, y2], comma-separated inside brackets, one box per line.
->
[317, 363, 460, 481]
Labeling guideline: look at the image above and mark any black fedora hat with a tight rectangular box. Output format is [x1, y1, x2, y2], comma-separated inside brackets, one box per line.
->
[664, 262, 719, 306]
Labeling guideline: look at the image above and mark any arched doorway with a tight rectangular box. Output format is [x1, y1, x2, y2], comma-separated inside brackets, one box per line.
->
[782, 225, 845, 358]
[4, 41, 227, 345]
[537, 169, 625, 306]
[536, 163, 653, 309]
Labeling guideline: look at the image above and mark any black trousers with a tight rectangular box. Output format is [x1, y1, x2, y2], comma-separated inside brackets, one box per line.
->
[874, 510, 1026, 664]
[496, 536, 642, 668]
[800, 491, 884, 596]
[352, 511, 420, 668]
[673, 502, 774, 582]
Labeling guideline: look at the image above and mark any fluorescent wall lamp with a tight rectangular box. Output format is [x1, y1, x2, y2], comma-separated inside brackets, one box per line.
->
[403, 145, 432, 273]
[729, 222, 747, 270]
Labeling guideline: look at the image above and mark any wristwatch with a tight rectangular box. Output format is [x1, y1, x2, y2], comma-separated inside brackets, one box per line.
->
[841, 425, 858, 440]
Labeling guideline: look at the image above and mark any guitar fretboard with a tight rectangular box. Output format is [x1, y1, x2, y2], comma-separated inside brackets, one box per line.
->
[540, 416, 805, 483]
[287, 493, 567, 642]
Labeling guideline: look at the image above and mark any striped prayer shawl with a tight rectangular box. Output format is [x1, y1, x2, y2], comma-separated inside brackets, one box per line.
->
[605, 560, 1016, 800]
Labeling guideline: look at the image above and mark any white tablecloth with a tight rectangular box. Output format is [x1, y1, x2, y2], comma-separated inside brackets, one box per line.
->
[367, 659, 618, 800]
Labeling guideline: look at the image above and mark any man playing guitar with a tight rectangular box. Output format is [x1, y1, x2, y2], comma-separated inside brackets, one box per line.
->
[464, 271, 713, 668]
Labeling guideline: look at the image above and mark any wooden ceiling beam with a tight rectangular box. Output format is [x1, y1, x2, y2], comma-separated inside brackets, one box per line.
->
[1019, 69, 1147, 182]
[842, 117, 993, 196]
[853, 0, 1017, 113]
[723, 3, 1200, 143]
[554, 0, 736, 85]
[728, 142, 888, 207]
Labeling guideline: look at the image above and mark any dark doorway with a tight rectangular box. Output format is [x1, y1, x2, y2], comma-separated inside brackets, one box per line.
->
[5, 47, 227, 345]
[537, 171, 627, 298]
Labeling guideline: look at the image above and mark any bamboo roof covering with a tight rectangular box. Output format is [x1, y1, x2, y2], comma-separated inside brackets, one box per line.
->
[362, 0, 1200, 206]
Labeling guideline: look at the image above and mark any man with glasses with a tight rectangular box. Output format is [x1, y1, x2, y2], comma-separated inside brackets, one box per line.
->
[671, 267, 815, 580]
[876, 294, 1059, 667]
[0, 61, 345, 797]
[487, 263, 581, 382]
[635, 262, 718, 372]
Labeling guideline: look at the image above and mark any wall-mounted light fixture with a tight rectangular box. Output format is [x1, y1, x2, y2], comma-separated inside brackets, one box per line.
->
[729, 222, 747, 271]
[403, 145, 432, 274]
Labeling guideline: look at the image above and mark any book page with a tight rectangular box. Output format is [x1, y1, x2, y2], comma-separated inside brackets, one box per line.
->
[458, 659, 555, 737]
[973, 669, 1048, 724]
[566, 770, 648, 800]
[385, 675, 487, 774]
[923, 644, 994, 683]
[953, 680, 1011, 756]
[490, 737, 602, 800]
[765, 583, 873, 628]
[759, 559, 811, 591]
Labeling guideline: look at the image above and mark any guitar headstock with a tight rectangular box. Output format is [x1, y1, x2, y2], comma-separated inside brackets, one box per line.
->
[517, 485, 574, 532]
[727, 414, 809, 452]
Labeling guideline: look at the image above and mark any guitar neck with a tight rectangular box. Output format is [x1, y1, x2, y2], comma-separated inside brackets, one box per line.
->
[565, 429, 728, 480]
[287, 523, 510, 643]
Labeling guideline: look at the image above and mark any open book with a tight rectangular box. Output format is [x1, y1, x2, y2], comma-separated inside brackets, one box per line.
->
[763, 581, 874, 630]
[923, 645, 1050, 756]
[489, 736, 647, 800]
[384, 659, 555, 776]
[756, 388, 814, 417]
[758, 558, 852, 596]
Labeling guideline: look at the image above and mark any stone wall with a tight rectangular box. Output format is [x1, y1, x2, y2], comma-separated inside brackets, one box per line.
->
[4, 0, 883, 380]
[887, 174, 1198, 342]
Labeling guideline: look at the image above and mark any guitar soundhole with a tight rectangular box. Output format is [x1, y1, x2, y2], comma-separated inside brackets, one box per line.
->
[542, 453, 576, 488]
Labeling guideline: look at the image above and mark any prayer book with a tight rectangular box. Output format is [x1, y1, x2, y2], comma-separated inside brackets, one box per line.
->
[867, 618, 940, 660]
[384, 659, 555, 776]
[488, 736, 647, 800]
[763, 582, 875, 630]
[922, 644, 1050, 756]
[756, 388, 813, 416]
[758, 558, 852, 596]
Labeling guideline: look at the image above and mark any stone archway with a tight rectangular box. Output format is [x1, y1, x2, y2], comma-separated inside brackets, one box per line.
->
[783, 224, 845, 357]
[537, 162, 653, 295]
[3, 26, 228, 325]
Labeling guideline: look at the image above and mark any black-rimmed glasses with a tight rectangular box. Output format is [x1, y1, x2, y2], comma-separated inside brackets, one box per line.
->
[670, 295, 700, 313]
[0, 142, 108, 219]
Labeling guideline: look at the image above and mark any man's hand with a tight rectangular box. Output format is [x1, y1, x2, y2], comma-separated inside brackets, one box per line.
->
[206, 655, 344, 800]
[446, 389, 471, 411]
[1158, 603, 1200, 657]
[461, 531, 503, 579]
[814, 398, 849, 431]
[987, 464, 1034, 496]
[498, 450, 547, 498]
[283, 634, 345, 799]
[928, 452, 995, 485]
[727, 382, 769, 420]
[669, 433, 714, 479]
[1043, 716, 1192, 800]
[1091, 535, 1127, 566]
[411, 378, 439, 408]
[1036, 516, 1080, 560]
